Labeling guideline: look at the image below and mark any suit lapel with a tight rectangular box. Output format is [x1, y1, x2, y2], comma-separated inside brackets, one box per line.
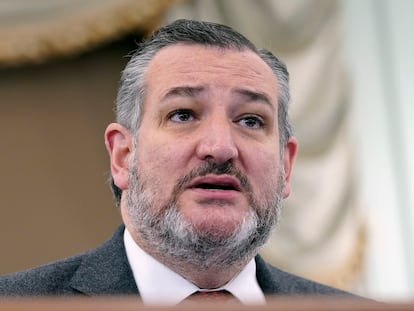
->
[255, 255, 282, 294]
[67, 227, 289, 295]
[69, 225, 139, 295]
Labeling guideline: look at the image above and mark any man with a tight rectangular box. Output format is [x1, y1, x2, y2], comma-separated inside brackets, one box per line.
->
[0, 19, 351, 304]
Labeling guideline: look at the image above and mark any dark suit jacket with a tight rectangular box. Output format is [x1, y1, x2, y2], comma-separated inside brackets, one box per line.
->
[0, 225, 350, 297]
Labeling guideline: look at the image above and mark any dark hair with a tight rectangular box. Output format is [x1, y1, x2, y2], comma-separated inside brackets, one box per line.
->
[110, 19, 293, 207]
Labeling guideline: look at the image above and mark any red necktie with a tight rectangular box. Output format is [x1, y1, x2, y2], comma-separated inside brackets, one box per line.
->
[184, 290, 240, 304]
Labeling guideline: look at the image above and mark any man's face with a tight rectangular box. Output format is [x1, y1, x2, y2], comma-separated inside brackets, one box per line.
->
[115, 44, 297, 266]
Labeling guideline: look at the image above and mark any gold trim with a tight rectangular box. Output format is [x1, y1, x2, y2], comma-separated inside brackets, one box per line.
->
[0, 0, 178, 67]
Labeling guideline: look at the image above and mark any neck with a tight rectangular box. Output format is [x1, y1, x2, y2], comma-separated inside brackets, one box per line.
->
[158, 253, 249, 289]
[127, 226, 252, 289]
[122, 205, 258, 288]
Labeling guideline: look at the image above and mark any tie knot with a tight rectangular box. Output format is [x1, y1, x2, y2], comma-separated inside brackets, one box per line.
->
[184, 290, 240, 304]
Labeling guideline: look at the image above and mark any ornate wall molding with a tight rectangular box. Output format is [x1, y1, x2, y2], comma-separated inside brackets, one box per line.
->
[0, 0, 176, 67]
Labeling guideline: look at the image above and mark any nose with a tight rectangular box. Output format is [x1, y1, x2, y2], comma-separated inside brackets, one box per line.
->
[195, 118, 239, 163]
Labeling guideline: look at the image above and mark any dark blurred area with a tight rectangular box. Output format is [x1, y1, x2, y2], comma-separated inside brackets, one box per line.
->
[0, 34, 142, 274]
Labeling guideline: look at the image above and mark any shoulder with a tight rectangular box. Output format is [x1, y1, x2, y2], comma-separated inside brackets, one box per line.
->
[0, 225, 128, 296]
[255, 256, 354, 296]
[0, 253, 86, 296]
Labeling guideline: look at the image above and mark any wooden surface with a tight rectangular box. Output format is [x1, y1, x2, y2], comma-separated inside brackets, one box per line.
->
[0, 297, 413, 311]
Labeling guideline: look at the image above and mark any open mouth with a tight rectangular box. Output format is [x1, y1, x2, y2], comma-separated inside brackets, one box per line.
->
[188, 175, 242, 192]
[194, 183, 237, 191]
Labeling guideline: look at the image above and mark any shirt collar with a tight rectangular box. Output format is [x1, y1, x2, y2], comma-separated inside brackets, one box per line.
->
[123, 228, 265, 305]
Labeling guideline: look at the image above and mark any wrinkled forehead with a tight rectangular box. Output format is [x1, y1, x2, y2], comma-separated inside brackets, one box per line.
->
[144, 43, 279, 104]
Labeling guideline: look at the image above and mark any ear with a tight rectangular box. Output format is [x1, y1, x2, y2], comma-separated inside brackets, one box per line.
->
[281, 136, 298, 199]
[104, 123, 133, 191]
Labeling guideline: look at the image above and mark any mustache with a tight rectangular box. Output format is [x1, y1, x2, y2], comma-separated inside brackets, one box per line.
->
[173, 160, 252, 194]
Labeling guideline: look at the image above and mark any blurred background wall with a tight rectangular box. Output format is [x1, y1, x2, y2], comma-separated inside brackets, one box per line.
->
[0, 0, 171, 276]
[0, 0, 412, 301]
[343, 0, 414, 300]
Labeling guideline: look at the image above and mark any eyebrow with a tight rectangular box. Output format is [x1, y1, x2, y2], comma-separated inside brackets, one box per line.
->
[161, 86, 205, 101]
[232, 88, 274, 109]
[161, 86, 274, 109]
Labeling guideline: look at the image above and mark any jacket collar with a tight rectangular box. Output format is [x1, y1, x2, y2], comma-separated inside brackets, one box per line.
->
[255, 255, 282, 294]
[67, 225, 280, 295]
[69, 225, 139, 295]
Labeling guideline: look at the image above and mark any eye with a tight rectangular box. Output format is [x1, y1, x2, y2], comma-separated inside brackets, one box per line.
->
[237, 115, 265, 129]
[168, 109, 195, 123]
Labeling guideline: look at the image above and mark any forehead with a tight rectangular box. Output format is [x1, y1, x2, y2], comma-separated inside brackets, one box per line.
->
[144, 43, 279, 104]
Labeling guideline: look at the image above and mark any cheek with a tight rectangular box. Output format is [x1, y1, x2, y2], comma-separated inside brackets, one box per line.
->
[136, 149, 171, 181]
[137, 130, 196, 172]
[138, 129, 187, 162]
[247, 150, 281, 195]
[139, 145, 185, 169]
[134, 139, 190, 192]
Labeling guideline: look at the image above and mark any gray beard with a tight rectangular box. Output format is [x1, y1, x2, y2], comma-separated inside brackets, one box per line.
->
[125, 159, 284, 269]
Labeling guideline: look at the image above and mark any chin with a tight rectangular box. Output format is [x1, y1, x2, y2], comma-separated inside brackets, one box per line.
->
[190, 217, 242, 240]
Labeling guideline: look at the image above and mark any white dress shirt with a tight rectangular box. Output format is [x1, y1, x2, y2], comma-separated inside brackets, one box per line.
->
[124, 228, 266, 305]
